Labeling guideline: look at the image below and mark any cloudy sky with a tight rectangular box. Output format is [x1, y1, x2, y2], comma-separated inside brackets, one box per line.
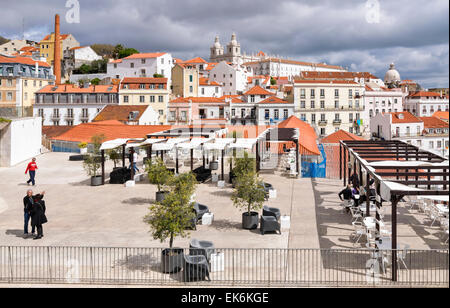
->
[1, 0, 448, 88]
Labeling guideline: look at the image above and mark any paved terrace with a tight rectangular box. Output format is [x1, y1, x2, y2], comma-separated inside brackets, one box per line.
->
[0, 152, 320, 249]
[0, 153, 447, 286]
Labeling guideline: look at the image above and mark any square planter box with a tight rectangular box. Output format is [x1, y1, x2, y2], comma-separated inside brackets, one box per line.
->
[202, 213, 214, 225]
[281, 215, 290, 229]
[124, 180, 135, 187]
[210, 252, 224, 272]
[217, 180, 225, 188]
[269, 189, 277, 199]
[211, 174, 219, 182]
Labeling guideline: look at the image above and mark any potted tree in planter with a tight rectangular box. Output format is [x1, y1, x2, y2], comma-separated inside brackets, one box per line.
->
[83, 134, 106, 186]
[231, 171, 265, 229]
[146, 158, 174, 202]
[78, 142, 88, 154]
[107, 148, 121, 170]
[143, 172, 197, 273]
[231, 151, 256, 188]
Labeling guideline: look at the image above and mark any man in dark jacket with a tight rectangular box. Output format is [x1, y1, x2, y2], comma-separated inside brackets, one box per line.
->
[29, 191, 47, 240]
[338, 184, 353, 201]
[349, 172, 360, 188]
[23, 189, 36, 236]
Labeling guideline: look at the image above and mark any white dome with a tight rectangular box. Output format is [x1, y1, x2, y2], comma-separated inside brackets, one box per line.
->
[213, 36, 221, 48]
[384, 63, 401, 84]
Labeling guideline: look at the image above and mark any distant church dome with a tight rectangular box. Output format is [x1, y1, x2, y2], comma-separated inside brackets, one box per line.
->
[213, 36, 222, 48]
[230, 33, 238, 46]
[384, 63, 401, 84]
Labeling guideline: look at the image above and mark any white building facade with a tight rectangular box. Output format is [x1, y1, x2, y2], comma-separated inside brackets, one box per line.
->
[34, 84, 119, 126]
[404, 91, 449, 117]
[209, 61, 252, 95]
[106, 52, 173, 83]
[292, 80, 365, 137]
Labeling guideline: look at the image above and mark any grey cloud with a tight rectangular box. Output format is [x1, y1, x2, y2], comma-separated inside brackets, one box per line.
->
[0, 0, 448, 87]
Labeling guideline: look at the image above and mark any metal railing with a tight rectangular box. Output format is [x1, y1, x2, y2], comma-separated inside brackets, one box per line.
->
[0, 246, 447, 287]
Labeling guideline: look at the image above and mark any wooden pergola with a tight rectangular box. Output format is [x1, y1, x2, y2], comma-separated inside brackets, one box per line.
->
[340, 140, 449, 281]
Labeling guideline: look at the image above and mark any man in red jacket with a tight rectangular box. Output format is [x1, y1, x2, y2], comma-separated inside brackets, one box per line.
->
[25, 158, 38, 186]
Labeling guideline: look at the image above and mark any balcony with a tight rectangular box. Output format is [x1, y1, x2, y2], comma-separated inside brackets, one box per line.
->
[51, 114, 60, 120]
[80, 114, 89, 121]
[64, 114, 74, 120]
[333, 119, 342, 125]
[318, 120, 328, 126]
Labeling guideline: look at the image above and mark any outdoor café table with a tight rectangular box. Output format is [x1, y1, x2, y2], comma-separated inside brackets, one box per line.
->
[363, 217, 384, 230]
[359, 203, 377, 214]
[375, 238, 398, 250]
[435, 204, 449, 216]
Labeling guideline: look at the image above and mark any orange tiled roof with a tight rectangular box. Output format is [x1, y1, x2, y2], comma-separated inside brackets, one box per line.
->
[294, 79, 359, 85]
[277, 115, 320, 155]
[183, 57, 207, 64]
[110, 59, 123, 64]
[19, 46, 39, 52]
[407, 91, 443, 98]
[432, 111, 449, 121]
[41, 33, 70, 41]
[243, 58, 344, 70]
[93, 105, 150, 122]
[123, 52, 166, 60]
[297, 71, 378, 80]
[243, 85, 275, 96]
[170, 97, 225, 103]
[321, 130, 365, 144]
[0, 55, 50, 67]
[37, 84, 118, 93]
[419, 117, 448, 129]
[199, 77, 220, 86]
[257, 96, 290, 104]
[51, 121, 170, 143]
[390, 112, 422, 124]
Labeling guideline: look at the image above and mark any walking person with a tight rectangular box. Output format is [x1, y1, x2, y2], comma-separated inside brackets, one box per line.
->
[25, 157, 38, 186]
[23, 189, 36, 237]
[129, 148, 139, 173]
[29, 191, 47, 240]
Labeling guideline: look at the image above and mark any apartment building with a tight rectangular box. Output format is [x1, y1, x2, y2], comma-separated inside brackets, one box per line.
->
[370, 111, 449, 158]
[404, 91, 449, 117]
[168, 97, 228, 125]
[171, 63, 199, 98]
[119, 77, 169, 125]
[34, 84, 119, 126]
[292, 79, 365, 137]
[0, 55, 54, 117]
[106, 52, 173, 82]
[39, 33, 79, 65]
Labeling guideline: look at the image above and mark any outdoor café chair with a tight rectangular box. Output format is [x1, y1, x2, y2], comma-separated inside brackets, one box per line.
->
[263, 206, 281, 220]
[183, 254, 211, 282]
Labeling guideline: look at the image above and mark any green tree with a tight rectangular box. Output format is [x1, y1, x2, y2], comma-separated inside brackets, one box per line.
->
[146, 158, 174, 192]
[231, 171, 265, 216]
[113, 44, 124, 59]
[233, 151, 256, 177]
[118, 48, 139, 59]
[270, 77, 277, 85]
[143, 172, 197, 248]
[83, 134, 106, 177]
[79, 64, 91, 74]
[107, 148, 121, 168]
[90, 78, 101, 85]
[153, 73, 165, 78]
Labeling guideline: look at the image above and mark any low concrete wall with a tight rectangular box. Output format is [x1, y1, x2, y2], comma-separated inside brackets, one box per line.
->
[0, 117, 42, 167]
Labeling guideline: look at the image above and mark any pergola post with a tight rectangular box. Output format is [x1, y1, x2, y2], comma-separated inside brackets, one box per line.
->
[122, 144, 126, 168]
[149, 144, 152, 165]
[175, 147, 179, 174]
[375, 180, 382, 241]
[256, 140, 260, 173]
[366, 172, 370, 217]
[190, 148, 194, 171]
[221, 149, 225, 181]
[343, 146, 347, 186]
[101, 149, 105, 185]
[339, 143, 342, 180]
[202, 150, 205, 169]
[295, 140, 299, 178]
[161, 150, 164, 160]
[130, 147, 135, 180]
[391, 195, 400, 282]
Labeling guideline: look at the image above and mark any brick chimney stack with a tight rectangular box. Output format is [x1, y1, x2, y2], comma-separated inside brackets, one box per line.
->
[54, 14, 61, 85]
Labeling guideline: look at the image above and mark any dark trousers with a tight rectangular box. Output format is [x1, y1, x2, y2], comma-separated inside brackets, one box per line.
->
[27, 170, 36, 185]
[24, 213, 35, 234]
[36, 224, 43, 237]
